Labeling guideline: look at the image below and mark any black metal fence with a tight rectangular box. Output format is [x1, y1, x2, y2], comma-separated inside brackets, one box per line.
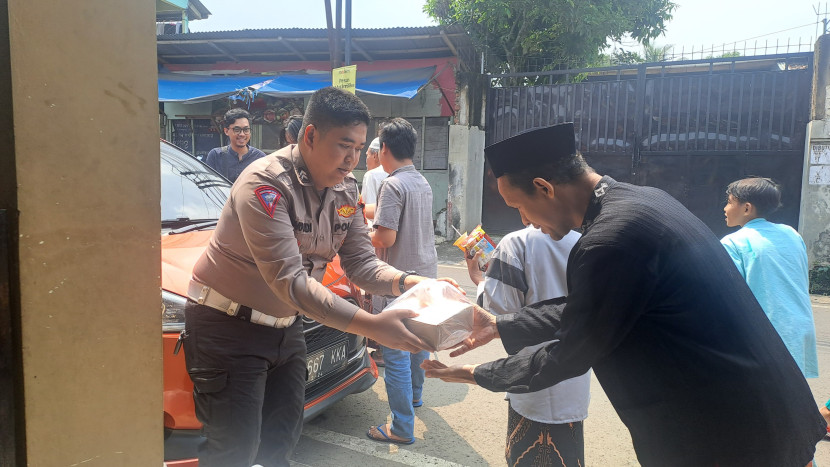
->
[483, 53, 814, 236]
[487, 39, 815, 74]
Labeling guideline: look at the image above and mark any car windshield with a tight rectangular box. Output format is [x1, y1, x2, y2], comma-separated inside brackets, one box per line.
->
[160, 141, 231, 229]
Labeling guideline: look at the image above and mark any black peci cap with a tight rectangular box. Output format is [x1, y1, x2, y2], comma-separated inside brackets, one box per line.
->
[484, 123, 576, 178]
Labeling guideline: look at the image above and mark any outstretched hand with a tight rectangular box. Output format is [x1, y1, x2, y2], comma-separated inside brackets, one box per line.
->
[448, 304, 499, 357]
[347, 308, 430, 353]
[403, 275, 465, 295]
[436, 276, 466, 295]
[421, 359, 479, 384]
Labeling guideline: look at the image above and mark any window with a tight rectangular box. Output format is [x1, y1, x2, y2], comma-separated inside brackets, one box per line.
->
[357, 117, 449, 171]
[422, 117, 449, 170]
[168, 118, 222, 162]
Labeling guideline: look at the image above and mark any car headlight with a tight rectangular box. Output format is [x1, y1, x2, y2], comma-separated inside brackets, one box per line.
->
[162, 290, 187, 333]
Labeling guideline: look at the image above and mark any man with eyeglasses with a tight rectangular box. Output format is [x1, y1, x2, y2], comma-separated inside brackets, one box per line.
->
[204, 108, 266, 182]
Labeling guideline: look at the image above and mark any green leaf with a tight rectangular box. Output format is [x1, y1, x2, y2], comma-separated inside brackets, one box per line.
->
[424, 0, 676, 73]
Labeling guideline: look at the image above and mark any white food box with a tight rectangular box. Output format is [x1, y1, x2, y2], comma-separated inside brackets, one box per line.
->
[382, 279, 475, 351]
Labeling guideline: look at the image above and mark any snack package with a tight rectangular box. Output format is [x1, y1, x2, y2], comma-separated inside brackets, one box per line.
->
[453, 225, 496, 271]
[382, 279, 475, 351]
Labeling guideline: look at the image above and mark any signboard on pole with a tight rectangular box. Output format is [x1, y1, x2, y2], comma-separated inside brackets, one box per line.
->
[332, 65, 357, 94]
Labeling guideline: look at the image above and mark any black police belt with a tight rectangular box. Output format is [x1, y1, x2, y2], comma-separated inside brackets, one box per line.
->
[187, 280, 297, 328]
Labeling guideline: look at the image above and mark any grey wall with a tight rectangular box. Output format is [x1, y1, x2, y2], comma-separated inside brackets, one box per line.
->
[447, 125, 485, 235]
[800, 34, 830, 283]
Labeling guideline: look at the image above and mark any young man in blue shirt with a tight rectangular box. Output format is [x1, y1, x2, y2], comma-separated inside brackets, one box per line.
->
[721, 177, 818, 379]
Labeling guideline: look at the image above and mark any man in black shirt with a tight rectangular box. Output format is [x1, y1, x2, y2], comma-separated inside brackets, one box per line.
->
[423, 123, 825, 466]
[204, 108, 266, 182]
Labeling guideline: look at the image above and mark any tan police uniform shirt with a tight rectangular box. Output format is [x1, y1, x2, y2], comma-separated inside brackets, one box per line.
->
[192, 144, 401, 331]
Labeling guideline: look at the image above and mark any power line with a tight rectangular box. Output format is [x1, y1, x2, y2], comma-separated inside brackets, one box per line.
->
[610, 20, 816, 56]
[716, 21, 816, 46]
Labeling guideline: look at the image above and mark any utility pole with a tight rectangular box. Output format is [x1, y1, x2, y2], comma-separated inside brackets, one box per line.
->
[324, 0, 337, 70]
[325, 0, 352, 70]
[345, 0, 352, 66]
[334, 0, 342, 69]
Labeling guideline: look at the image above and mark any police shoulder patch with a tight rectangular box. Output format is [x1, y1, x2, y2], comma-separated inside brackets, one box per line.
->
[337, 204, 356, 218]
[254, 185, 282, 218]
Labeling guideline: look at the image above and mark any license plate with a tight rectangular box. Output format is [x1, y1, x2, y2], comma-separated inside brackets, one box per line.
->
[306, 340, 349, 384]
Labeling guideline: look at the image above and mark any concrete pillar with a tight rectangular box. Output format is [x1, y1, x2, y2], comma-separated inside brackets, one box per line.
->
[7, 0, 162, 464]
[447, 125, 485, 237]
[800, 34, 830, 293]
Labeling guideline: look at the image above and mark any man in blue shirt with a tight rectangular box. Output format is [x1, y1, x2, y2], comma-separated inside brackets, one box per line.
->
[721, 177, 818, 378]
[204, 108, 266, 182]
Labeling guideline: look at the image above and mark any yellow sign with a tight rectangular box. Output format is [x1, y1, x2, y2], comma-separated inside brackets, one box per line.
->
[332, 65, 357, 94]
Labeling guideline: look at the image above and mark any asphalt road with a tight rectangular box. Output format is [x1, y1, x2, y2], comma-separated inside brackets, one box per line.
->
[289, 254, 830, 466]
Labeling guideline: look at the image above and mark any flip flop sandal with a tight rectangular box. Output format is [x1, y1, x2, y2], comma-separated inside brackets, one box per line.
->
[412, 399, 423, 408]
[366, 424, 415, 445]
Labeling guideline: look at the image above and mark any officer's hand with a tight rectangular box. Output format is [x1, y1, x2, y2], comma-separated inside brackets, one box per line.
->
[447, 305, 498, 357]
[421, 360, 479, 384]
[436, 277, 466, 295]
[346, 309, 430, 353]
[370, 309, 431, 352]
[404, 275, 465, 295]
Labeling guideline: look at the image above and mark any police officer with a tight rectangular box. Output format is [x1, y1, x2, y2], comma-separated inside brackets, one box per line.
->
[182, 87, 439, 467]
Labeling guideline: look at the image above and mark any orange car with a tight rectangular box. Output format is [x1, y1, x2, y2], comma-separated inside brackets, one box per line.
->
[159, 140, 378, 465]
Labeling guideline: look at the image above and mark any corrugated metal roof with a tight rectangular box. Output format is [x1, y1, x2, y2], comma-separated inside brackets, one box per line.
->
[157, 25, 476, 68]
[158, 25, 464, 39]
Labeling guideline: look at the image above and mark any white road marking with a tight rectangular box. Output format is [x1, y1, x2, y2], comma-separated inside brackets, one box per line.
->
[301, 425, 466, 467]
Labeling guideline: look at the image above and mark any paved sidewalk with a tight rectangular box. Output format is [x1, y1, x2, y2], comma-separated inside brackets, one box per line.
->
[435, 240, 463, 266]
[814, 294, 830, 305]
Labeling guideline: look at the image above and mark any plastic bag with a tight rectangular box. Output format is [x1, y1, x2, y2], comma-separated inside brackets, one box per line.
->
[383, 279, 475, 351]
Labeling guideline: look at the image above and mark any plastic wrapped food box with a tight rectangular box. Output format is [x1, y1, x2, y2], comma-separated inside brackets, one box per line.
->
[382, 279, 475, 351]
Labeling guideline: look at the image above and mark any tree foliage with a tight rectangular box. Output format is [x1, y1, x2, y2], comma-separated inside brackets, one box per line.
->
[424, 0, 676, 74]
[706, 51, 741, 59]
[611, 49, 645, 65]
[643, 43, 673, 62]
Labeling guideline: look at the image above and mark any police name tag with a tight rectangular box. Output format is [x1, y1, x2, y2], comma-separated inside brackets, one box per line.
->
[306, 340, 349, 384]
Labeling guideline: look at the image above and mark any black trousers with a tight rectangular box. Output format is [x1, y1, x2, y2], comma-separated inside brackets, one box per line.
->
[183, 302, 307, 467]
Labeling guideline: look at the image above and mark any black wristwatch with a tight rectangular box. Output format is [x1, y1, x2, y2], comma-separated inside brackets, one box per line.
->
[398, 271, 416, 295]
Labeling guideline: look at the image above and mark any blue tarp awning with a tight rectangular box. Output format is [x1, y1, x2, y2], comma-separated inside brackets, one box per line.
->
[158, 66, 436, 103]
[158, 74, 273, 103]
